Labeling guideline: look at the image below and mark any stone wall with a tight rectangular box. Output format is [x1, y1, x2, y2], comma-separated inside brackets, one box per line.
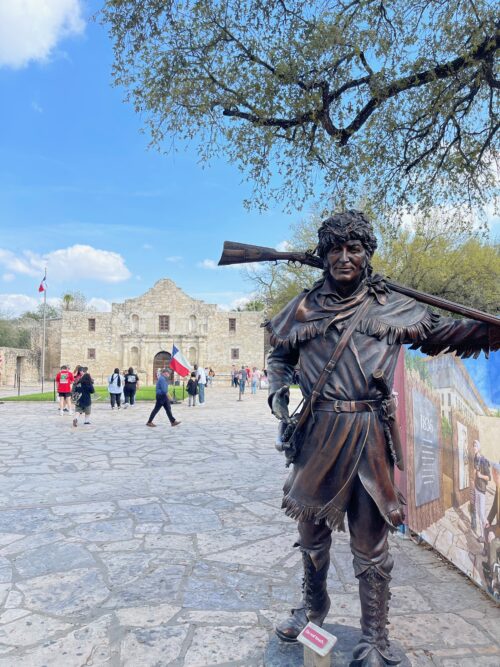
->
[45, 318, 62, 379]
[47, 279, 265, 384]
[0, 347, 40, 386]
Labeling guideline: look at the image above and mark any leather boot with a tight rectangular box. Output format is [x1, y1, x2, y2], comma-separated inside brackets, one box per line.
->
[276, 551, 331, 642]
[350, 567, 401, 666]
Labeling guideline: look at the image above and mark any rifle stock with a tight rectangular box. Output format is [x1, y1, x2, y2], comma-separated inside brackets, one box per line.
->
[218, 241, 499, 326]
[218, 241, 323, 269]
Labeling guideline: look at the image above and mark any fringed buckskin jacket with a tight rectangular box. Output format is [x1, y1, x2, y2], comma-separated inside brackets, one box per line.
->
[265, 275, 498, 531]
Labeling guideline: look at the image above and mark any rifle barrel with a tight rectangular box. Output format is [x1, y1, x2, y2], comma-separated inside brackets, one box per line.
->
[218, 241, 499, 326]
[385, 280, 499, 326]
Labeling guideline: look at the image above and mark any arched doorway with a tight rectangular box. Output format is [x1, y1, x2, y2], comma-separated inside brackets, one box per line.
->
[153, 351, 172, 382]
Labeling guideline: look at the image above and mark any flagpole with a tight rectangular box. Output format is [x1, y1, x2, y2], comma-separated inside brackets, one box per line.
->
[41, 268, 47, 394]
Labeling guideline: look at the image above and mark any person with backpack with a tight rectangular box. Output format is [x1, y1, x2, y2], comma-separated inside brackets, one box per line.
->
[72, 372, 95, 426]
[186, 371, 198, 406]
[108, 368, 124, 409]
[123, 367, 140, 407]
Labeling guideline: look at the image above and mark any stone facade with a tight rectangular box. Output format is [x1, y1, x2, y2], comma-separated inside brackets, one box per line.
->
[0, 346, 40, 386]
[46, 279, 265, 384]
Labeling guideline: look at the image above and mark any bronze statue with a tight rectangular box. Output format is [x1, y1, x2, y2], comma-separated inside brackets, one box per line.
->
[221, 210, 499, 667]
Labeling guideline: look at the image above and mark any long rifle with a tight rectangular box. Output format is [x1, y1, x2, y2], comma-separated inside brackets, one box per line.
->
[218, 241, 499, 326]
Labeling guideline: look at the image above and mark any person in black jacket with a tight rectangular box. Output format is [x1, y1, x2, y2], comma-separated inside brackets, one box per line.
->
[72, 373, 95, 426]
[186, 372, 198, 407]
[123, 367, 140, 407]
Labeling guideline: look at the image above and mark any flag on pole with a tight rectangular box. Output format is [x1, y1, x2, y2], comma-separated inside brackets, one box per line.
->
[38, 273, 47, 293]
[170, 344, 192, 377]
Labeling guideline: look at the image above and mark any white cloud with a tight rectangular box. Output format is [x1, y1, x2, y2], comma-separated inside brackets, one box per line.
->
[0, 249, 40, 277]
[0, 293, 39, 317]
[0, 245, 131, 283]
[44, 245, 131, 283]
[0, 0, 85, 69]
[87, 297, 112, 312]
[198, 259, 219, 270]
[276, 240, 292, 251]
[198, 258, 255, 271]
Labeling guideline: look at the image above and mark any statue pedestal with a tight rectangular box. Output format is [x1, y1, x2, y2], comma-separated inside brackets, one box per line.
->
[264, 623, 411, 667]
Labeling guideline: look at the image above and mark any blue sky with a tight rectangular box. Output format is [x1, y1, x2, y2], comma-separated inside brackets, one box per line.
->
[0, 0, 297, 317]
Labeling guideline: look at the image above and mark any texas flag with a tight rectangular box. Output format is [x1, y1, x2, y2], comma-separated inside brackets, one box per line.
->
[38, 275, 47, 292]
[170, 344, 192, 377]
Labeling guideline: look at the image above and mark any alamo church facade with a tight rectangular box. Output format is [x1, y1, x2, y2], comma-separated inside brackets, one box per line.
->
[40, 279, 265, 384]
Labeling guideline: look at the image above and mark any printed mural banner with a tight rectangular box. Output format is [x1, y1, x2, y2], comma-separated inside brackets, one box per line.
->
[394, 349, 500, 602]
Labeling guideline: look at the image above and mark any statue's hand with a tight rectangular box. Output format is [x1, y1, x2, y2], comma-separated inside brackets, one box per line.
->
[271, 386, 291, 423]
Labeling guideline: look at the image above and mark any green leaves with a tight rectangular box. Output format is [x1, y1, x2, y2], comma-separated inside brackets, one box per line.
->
[102, 0, 499, 221]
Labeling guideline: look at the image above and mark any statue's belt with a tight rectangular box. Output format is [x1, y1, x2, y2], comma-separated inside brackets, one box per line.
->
[313, 398, 382, 413]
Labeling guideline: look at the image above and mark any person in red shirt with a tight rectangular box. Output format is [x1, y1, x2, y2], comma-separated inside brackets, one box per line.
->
[55, 365, 74, 415]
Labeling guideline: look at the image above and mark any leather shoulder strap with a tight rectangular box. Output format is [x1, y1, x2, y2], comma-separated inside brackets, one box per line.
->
[293, 297, 372, 431]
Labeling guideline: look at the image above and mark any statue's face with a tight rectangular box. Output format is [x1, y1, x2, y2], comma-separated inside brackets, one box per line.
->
[326, 240, 367, 285]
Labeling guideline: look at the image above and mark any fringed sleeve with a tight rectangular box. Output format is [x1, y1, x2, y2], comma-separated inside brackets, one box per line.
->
[409, 314, 495, 359]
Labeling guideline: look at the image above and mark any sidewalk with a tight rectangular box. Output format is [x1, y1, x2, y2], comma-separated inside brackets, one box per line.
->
[0, 387, 498, 666]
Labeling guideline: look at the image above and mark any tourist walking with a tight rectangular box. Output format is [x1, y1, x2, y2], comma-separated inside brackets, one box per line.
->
[238, 365, 246, 394]
[55, 365, 74, 415]
[108, 368, 124, 409]
[123, 367, 140, 407]
[208, 367, 215, 386]
[146, 368, 181, 427]
[72, 372, 94, 426]
[194, 364, 207, 405]
[186, 371, 198, 406]
[251, 367, 261, 394]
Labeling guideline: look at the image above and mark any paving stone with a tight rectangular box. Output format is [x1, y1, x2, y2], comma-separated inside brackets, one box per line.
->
[120, 624, 189, 666]
[103, 565, 185, 609]
[204, 533, 294, 567]
[0, 508, 68, 533]
[115, 603, 181, 626]
[0, 612, 73, 646]
[391, 613, 491, 648]
[163, 504, 222, 533]
[12, 542, 95, 578]
[184, 624, 269, 666]
[441, 658, 500, 667]
[67, 518, 134, 542]
[183, 562, 270, 610]
[197, 524, 283, 555]
[99, 551, 156, 587]
[180, 610, 258, 624]
[18, 568, 110, 616]
[0, 614, 112, 667]
[0, 530, 65, 556]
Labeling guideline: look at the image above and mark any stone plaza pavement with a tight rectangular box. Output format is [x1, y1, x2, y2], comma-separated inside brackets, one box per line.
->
[0, 387, 498, 666]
